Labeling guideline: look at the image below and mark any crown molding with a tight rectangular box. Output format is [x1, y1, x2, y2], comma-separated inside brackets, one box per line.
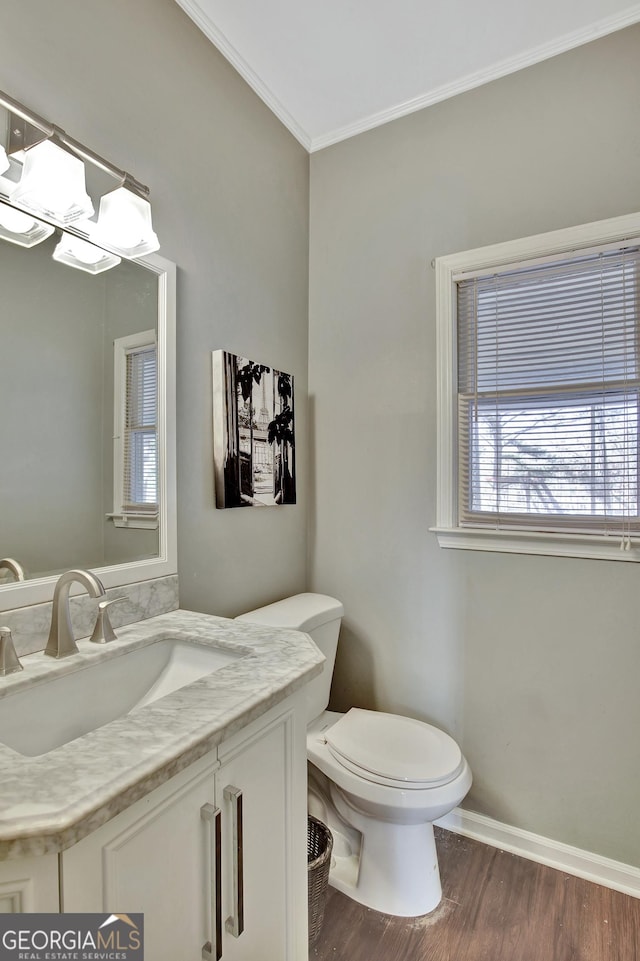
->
[309, 3, 640, 151]
[175, 0, 640, 154]
[173, 0, 312, 151]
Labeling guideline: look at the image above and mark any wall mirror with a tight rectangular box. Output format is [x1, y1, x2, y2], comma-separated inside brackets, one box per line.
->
[0, 102, 176, 610]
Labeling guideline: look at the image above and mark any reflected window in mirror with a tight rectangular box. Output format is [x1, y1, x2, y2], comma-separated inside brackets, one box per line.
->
[110, 330, 158, 529]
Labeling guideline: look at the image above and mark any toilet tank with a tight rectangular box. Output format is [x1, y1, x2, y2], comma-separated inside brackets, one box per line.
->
[235, 593, 344, 723]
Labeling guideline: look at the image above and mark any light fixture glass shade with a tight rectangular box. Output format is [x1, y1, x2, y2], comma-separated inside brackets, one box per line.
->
[52, 232, 121, 274]
[11, 140, 94, 225]
[0, 146, 9, 176]
[91, 186, 159, 257]
[0, 202, 55, 248]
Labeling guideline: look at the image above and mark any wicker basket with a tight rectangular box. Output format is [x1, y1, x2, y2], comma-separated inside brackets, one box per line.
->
[307, 815, 333, 944]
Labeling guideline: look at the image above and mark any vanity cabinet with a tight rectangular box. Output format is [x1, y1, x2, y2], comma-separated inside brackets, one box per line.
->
[60, 697, 307, 961]
[63, 757, 216, 958]
[0, 854, 59, 912]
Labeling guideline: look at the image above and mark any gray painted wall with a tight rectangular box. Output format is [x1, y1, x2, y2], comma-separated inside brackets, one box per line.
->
[0, 0, 310, 613]
[309, 27, 640, 866]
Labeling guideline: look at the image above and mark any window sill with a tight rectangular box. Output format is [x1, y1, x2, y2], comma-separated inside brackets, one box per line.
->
[107, 512, 159, 530]
[430, 526, 640, 562]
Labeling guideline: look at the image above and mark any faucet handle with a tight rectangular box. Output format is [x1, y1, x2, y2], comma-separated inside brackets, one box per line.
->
[89, 597, 128, 645]
[0, 627, 23, 675]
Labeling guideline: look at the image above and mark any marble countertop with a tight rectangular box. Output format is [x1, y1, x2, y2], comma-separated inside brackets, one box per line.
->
[0, 609, 324, 860]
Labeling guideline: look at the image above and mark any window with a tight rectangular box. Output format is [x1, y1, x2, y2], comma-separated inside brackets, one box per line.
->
[110, 329, 159, 529]
[433, 212, 640, 561]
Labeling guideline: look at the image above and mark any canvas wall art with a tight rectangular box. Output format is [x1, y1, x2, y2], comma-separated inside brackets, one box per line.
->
[212, 350, 296, 508]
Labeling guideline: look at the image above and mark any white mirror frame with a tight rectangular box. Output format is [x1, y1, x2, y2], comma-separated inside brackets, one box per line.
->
[0, 253, 177, 611]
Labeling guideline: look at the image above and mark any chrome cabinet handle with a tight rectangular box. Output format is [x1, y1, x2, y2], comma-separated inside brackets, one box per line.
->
[223, 786, 244, 939]
[201, 803, 222, 961]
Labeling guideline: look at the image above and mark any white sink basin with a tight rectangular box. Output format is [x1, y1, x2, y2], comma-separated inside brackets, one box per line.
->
[0, 639, 241, 757]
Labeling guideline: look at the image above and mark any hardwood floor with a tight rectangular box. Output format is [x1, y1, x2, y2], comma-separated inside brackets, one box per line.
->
[310, 828, 640, 961]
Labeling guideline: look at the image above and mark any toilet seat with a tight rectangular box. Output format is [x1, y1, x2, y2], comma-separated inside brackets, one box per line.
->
[324, 708, 464, 789]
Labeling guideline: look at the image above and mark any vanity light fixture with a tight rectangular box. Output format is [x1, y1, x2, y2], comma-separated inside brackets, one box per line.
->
[0, 200, 54, 248]
[11, 139, 94, 225]
[0, 87, 159, 260]
[52, 231, 121, 275]
[90, 185, 159, 257]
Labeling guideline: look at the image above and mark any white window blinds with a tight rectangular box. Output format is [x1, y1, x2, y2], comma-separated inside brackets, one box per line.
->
[456, 245, 640, 538]
[123, 344, 158, 512]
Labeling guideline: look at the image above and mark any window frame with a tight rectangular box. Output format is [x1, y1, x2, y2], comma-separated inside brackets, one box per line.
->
[109, 328, 159, 530]
[432, 211, 640, 562]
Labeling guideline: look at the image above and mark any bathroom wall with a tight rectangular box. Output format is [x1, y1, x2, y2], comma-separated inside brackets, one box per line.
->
[0, 0, 309, 614]
[309, 26, 640, 867]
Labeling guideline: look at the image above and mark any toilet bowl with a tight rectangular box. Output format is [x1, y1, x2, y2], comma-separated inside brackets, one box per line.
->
[236, 593, 472, 917]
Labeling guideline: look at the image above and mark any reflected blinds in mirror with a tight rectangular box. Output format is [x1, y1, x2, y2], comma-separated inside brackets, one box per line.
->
[124, 344, 158, 511]
[456, 245, 640, 537]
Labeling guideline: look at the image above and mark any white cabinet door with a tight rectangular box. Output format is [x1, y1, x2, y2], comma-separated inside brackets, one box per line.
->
[216, 716, 288, 961]
[63, 757, 217, 961]
[62, 696, 308, 961]
[0, 854, 59, 912]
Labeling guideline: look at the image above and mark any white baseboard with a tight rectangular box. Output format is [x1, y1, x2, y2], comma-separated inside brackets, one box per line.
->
[435, 808, 640, 900]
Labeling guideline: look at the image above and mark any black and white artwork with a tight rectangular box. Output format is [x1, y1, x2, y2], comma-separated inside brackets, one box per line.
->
[212, 350, 296, 508]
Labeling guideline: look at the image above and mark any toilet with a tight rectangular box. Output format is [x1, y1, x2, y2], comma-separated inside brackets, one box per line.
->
[236, 593, 472, 917]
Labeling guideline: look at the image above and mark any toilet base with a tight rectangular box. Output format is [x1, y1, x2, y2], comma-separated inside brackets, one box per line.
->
[307, 713, 472, 918]
[330, 783, 442, 917]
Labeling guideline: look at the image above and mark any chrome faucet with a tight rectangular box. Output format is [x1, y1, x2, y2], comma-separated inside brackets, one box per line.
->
[0, 558, 26, 582]
[44, 569, 106, 659]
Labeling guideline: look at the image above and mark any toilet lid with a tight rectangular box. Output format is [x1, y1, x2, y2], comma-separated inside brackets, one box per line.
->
[324, 708, 463, 788]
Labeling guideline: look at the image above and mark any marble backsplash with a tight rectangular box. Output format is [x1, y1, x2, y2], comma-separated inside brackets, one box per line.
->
[0, 574, 179, 658]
